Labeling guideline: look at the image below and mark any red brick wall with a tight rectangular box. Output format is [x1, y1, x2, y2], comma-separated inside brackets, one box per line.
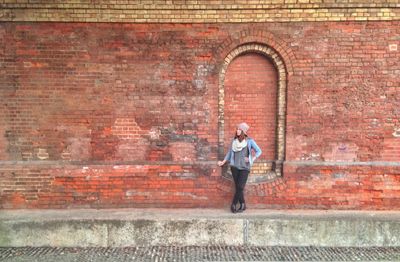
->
[1, 22, 399, 209]
[224, 53, 278, 161]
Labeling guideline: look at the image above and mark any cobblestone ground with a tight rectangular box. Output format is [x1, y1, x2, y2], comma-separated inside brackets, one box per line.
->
[1, 246, 400, 262]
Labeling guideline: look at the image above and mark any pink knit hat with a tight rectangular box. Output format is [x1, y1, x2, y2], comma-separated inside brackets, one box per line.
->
[237, 122, 250, 134]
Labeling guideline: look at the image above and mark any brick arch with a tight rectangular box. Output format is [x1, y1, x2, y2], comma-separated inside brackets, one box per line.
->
[214, 29, 295, 77]
[218, 43, 288, 182]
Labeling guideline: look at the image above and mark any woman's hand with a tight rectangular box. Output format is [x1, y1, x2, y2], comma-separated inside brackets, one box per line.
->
[217, 160, 226, 167]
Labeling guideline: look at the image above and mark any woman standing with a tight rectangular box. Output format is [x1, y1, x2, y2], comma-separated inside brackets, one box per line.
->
[218, 122, 262, 213]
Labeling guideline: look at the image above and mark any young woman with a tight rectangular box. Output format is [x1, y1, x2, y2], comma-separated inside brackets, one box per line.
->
[218, 122, 262, 213]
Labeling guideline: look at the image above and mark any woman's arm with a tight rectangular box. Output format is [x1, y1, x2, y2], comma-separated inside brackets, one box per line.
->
[250, 139, 262, 161]
[224, 148, 232, 162]
[218, 145, 232, 166]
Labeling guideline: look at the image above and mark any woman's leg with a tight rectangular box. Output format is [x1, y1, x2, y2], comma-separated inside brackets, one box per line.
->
[230, 166, 240, 206]
[237, 169, 249, 205]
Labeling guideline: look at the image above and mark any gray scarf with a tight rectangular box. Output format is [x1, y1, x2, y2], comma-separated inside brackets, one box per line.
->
[232, 138, 248, 152]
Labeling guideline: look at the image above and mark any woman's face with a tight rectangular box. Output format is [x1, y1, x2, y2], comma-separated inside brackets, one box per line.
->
[236, 129, 243, 136]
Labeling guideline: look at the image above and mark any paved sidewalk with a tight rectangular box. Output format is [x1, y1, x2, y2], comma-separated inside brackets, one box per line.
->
[2, 246, 400, 261]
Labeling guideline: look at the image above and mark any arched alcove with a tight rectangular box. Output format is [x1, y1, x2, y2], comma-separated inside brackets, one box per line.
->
[218, 43, 288, 183]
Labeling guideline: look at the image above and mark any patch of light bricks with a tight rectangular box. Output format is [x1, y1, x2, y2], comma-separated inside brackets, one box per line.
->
[1, 246, 400, 261]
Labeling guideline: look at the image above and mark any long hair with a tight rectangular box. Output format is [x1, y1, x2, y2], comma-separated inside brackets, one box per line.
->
[234, 130, 247, 142]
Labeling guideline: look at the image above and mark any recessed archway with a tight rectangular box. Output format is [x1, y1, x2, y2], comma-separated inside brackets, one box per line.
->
[218, 43, 288, 183]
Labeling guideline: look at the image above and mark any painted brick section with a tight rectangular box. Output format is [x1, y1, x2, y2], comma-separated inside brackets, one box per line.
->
[0, 163, 224, 209]
[275, 164, 400, 210]
[0, 1, 399, 23]
[1, 163, 400, 210]
[0, 21, 399, 209]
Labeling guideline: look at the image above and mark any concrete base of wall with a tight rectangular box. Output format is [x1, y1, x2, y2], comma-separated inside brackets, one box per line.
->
[1, 209, 400, 247]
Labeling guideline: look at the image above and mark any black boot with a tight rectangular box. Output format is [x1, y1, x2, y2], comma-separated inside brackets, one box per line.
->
[230, 203, 237, 213]
[237, 203, 246, 213]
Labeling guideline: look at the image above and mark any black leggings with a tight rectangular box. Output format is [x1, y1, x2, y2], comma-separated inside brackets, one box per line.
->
[231, 166, 249, 205]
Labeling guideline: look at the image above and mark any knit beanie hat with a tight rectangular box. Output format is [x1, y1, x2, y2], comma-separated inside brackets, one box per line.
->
[237, 122, 250, 135]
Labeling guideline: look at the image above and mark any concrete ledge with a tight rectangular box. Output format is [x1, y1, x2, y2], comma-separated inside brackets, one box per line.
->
[1, 209, 400, 247]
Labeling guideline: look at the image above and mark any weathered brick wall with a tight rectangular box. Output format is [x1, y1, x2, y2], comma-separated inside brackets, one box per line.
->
[0, 1, 399, 209]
